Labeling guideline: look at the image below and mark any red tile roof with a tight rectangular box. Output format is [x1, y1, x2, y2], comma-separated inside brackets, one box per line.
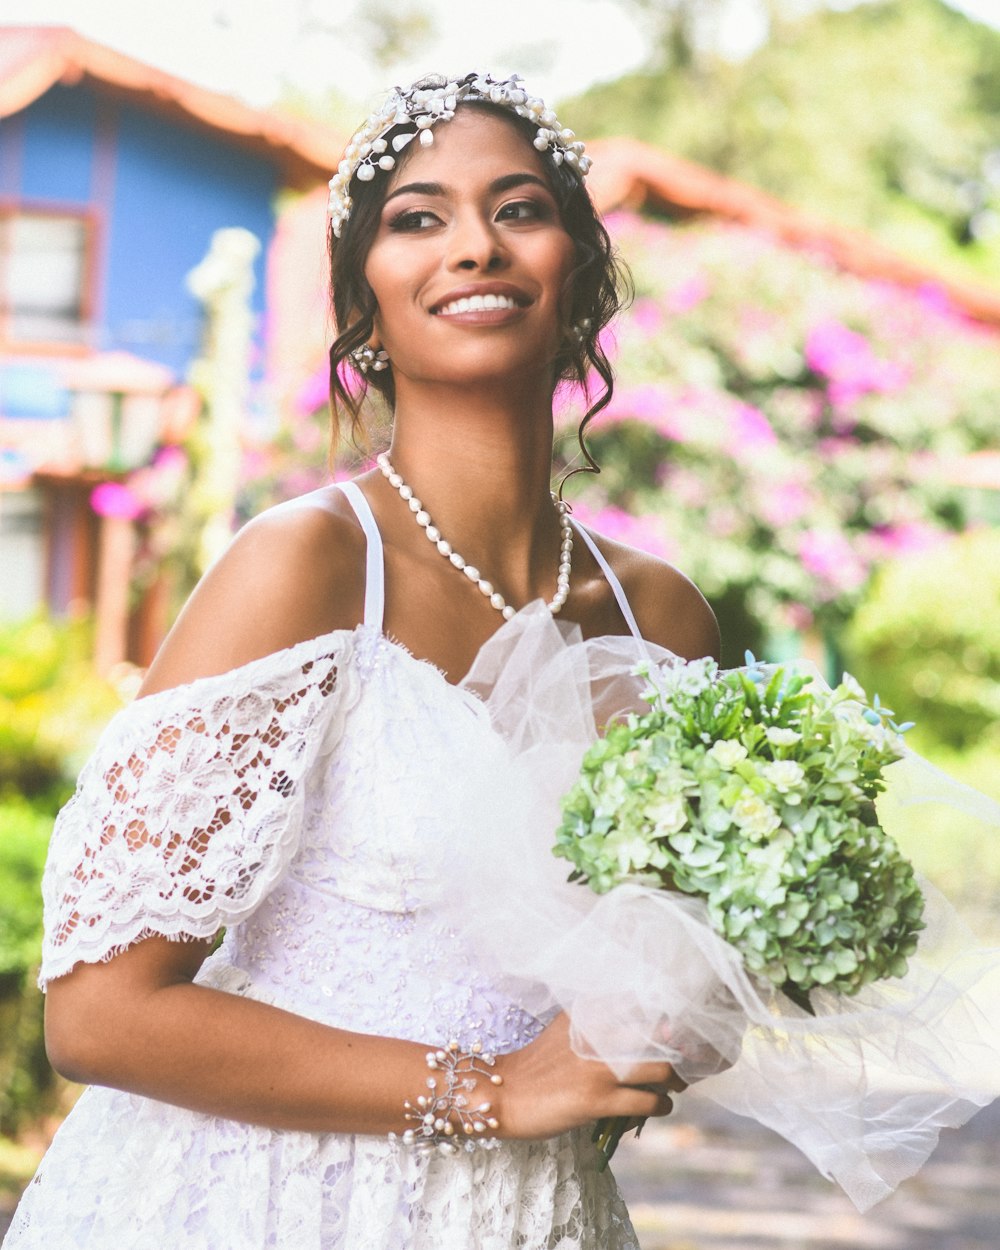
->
[587, 138, 1000, 330]
[0, 25, 343, 189]
[5, 28, 996, 327]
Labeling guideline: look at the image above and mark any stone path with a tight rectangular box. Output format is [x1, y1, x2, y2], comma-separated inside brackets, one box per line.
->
[2, 1099, 996, 1246]
[613, 1096, 1000, 1250]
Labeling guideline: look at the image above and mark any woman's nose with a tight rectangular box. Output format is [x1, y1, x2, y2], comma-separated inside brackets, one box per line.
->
[447, 213, 507, 272]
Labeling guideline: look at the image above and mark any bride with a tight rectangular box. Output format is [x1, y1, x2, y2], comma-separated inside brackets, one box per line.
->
[5, 74, 718, 1248]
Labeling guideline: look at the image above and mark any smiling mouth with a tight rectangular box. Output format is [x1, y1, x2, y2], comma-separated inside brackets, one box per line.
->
[434, 293, 526, 316]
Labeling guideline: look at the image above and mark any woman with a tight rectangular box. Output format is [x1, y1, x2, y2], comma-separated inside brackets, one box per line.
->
[5, 74, 718, 1248]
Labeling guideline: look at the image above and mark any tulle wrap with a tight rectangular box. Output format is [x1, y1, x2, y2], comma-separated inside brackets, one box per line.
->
[427, 604, 1000, 1213]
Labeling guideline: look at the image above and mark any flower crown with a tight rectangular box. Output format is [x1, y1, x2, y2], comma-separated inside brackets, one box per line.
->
[327, 71, 592, 238]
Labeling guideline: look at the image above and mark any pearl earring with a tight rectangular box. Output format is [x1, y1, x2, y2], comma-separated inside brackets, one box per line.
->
[570, 318, 593, 344]
[350, 344, 390, 374]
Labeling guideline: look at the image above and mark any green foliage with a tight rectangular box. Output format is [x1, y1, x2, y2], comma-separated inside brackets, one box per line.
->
[354, 0, 435, 70]
[0, 803, 57, 1135]
[0, 619, 122, 1136]
[842, 528, 1000, 938]
[0, 979, 50, 1138]
[0, 1133, 46, 1208]
[0, 616, 123, 811]
[0, 804, 50, 981]
[566, 0, 1000, 284]
[844, 528, 1000, 753]
[877, 739, 1000, 939]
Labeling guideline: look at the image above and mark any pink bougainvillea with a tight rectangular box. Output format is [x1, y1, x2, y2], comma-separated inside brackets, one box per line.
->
[664, 274, 709, 315]
[631, 298, 665, 336]
[798, 529, 869, 599]
[554, 211, 1000, 640]
[295, 366, 330, 417]
[731, 403, 777, 449]
[240, 448, 270, 484]
[865, 521, 948, 559]
[805, 320, 910, 409]
[90, 481, 147, 521]
[570, 501, 678, 562]
[758, 481, 814, 528]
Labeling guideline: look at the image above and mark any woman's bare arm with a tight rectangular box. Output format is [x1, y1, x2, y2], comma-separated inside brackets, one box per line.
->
[45, 934, 678, 1140]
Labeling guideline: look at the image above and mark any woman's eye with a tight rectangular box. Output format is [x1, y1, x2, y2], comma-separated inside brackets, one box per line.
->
[497, 199, 544, 222]
[388, 209, 440, 232]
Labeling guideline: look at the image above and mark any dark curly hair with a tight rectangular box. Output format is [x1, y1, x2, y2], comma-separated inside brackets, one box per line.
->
[327, 99, 632, 480]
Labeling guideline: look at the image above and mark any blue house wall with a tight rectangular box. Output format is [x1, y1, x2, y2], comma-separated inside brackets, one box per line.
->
[1, 82, 280, 402]
[105, 103, 276, 374]
[16, 82, 96, 203]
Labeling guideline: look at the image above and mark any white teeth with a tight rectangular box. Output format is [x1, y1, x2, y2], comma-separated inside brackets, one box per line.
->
[436, 293, 519, 315]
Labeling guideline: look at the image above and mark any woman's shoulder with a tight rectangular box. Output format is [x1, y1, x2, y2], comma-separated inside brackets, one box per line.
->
[586, 528, 721, 663]
[140, 486, 368, 697]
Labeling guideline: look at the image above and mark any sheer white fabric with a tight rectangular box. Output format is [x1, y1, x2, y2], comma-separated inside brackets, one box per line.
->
[38, 632, 358, 987]
[437, 605, 1000, 1213]
[6, 624, 639, 1250]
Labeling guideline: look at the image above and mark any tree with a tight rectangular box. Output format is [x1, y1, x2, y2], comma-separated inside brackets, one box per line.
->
[565, 0, 1000, 283]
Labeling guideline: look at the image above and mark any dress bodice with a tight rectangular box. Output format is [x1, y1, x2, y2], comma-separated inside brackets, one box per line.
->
[195, 482, 647, 1054]
[205, 629, 546, 1054]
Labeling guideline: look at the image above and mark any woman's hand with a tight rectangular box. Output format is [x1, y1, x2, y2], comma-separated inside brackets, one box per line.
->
[494, 1012, 685, 1141]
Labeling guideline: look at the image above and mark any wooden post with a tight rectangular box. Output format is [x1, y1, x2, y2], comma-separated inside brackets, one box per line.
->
[92, 513, 134, 676]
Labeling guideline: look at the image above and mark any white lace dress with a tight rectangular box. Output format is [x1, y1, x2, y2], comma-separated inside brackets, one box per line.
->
[4, 486, 643, 1250]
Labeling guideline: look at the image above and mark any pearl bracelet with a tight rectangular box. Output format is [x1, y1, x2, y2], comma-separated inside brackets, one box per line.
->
[393, 1040, 503, 1155]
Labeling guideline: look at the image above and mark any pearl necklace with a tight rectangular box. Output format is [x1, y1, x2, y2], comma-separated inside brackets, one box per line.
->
[376, 452, 573, 622]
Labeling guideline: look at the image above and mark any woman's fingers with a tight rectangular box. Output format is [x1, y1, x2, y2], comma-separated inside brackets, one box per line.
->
[500, 1012, 686, 1137]
[609, 1088, 675, 1119]
[619, 1060, 682, 1092]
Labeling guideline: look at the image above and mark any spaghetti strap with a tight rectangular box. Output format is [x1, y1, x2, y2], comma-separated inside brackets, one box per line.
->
[336, 484, 639, 646]
[571, 520, 645, 644]
[337, 481, 385, 632]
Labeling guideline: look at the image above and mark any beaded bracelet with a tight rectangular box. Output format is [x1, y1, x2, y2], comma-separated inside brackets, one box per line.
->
[393, 1040, 503, 1155]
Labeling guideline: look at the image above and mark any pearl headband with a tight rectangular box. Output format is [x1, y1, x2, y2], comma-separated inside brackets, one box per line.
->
[327, 71, 592, 238]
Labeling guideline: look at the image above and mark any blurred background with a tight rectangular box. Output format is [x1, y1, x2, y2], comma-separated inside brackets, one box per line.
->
[0, 1, 998, 1246]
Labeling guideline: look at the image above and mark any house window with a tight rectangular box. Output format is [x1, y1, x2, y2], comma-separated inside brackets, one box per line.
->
[0, 210, 90, 346]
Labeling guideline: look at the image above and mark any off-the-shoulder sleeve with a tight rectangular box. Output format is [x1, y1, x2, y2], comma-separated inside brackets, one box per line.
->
[39, 631, 358, 989]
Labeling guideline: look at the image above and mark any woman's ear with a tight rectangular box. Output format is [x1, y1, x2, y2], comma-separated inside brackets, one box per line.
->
[347, 307, 382, 353]
[350, 310, 385, 355]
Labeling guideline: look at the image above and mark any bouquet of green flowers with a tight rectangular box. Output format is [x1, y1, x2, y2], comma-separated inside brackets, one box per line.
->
[554, 654, 926, 1165]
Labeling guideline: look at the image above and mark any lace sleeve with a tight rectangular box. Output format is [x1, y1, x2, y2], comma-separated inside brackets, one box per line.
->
[39, 631, 358, 989]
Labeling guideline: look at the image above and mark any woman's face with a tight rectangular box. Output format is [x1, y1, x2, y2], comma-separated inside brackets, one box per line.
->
[362, 109, 577, 392]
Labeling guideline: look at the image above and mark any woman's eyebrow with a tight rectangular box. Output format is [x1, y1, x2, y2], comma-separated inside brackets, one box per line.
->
[490, 173, 550, 194]
[383, 172, 550, 205]
[384, 180, 445, 204]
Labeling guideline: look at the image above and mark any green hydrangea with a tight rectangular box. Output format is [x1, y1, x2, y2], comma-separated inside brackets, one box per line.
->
[555, 657, 925, 1006]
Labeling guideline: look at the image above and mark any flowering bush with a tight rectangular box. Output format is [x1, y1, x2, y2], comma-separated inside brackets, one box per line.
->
[89, 444, 195, 604]
[557, 213, 1000, 644]
[555, 656, 924, 1004]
